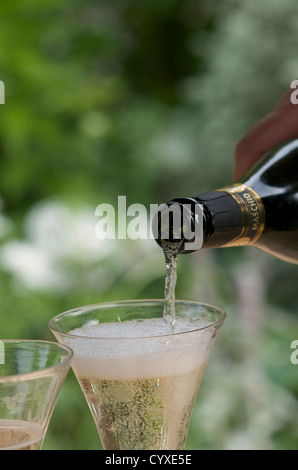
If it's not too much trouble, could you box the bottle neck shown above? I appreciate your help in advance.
[189,184,265,252]
[153,139,298,257]
[154,184,266,254]
[153,197,206,254]
[195,189,245,250]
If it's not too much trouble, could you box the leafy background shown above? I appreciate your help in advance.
[0,0,298,449]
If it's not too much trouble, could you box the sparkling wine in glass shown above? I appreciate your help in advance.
[0,340,73,450]
[49,300,225,450]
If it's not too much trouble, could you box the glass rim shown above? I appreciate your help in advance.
[49,299,226,341]
[0,339,73,383]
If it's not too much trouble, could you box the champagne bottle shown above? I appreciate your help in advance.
[153,139,298,264]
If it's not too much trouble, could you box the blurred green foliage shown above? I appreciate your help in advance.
[0,0,298,450]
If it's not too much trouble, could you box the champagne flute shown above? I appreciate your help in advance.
[0,340,73,450]
[49,299,225,450]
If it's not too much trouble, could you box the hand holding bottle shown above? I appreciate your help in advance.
[234,86,298,180]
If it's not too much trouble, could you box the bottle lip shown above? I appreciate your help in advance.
[152,197,204,254]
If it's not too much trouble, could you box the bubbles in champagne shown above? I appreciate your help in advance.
[66,317,214,381]
[63,307,219,450]
[78,363,206,450]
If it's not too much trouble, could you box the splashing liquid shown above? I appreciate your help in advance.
[162,241,182,332]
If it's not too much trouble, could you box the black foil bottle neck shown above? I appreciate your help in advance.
[153,197,209,254]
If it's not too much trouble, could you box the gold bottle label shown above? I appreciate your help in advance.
[217,183,266,246]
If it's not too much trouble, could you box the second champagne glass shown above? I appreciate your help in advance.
[0,340,73,450]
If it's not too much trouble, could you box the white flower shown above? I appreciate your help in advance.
[0,199,116,291]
